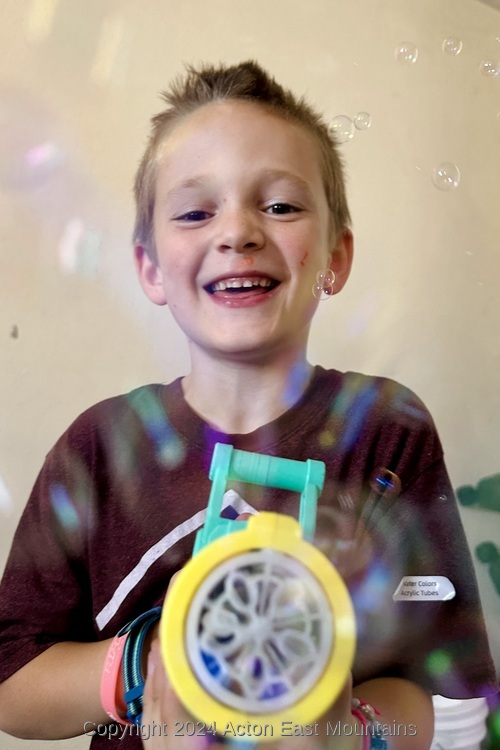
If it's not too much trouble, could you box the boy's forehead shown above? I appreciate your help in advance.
[156,99,314,162]
[154,99,324,191]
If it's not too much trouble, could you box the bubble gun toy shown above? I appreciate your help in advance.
[160,443,356,742]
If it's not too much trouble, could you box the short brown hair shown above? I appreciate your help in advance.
[133,60,351,255]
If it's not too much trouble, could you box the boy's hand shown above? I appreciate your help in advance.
[142,638,225,749]
[141,513,358,749]
[142,643,356,750]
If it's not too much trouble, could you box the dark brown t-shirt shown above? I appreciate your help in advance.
[0,367,496,748]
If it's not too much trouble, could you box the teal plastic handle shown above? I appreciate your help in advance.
[193,443,326,555]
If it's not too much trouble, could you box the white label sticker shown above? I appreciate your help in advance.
[393,576,456,601]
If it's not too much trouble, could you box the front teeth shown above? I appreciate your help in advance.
[211,277,273,292]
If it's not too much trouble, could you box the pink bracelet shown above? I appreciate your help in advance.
[100,633,131,725]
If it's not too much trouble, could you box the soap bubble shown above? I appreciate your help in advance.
[442,37,462,56]
[0,89,65,189]
[369,468,401,500]
[328,115,354,143]
[432,162,460,191]
[395,42,418,64]
[316,270,334,285]
[479,59,500,77]
[58,219,102,277]
[426,649,452,677]
[353,112,372,130]
[0,474,13,515]
[312,269,334,300]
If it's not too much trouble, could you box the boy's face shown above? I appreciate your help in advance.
[135,100,352,362]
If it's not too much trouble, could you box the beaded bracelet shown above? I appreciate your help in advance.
[351,699,388,750]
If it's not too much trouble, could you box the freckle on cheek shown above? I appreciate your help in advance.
[300,251,309,267]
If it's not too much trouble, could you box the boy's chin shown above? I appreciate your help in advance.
[193,336,280,362]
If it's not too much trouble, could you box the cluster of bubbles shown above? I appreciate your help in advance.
[395,36,500,77]
[312,269,335,300]
[328,112,372,144]
[394,44,466,192]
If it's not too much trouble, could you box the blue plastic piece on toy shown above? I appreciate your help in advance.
[193,443,326,556]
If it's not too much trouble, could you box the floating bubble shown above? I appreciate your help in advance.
[432,162,460,191]
[0,90,65,189]
[129,388,186,468]
[26,0,59,42]
[369,468,401,499]
[59,219,102,277]
[316,269,334,285]
[50,484,80,532]
[395,42,418,64]
[91,15,125,85]
[0,474,13,514]
[353,112,372,130]
[328,115,354,143]
[442,37,462,56]
[426,649,452,677]
[479,59,500,77]
[318,430,335,449]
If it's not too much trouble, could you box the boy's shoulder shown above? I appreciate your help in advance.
[50,382,172,455]
[318,366,435,428]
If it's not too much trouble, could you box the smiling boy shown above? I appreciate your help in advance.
[0,61,496,750]
[135,97,352,434]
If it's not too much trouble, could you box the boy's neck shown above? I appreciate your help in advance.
[181,352,315,435]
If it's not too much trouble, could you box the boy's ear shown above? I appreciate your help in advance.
[328,228,354,294]
[134,245,168,306]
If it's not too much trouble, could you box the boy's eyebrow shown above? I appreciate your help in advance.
[259,169,313,196]
[164,176,211,202]
[163,170,314,203]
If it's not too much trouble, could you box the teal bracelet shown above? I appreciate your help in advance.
[118,607,162,726]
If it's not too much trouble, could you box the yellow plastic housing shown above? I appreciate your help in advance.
[160,512,355,742]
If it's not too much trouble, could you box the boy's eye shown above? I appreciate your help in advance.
[265,203,301,215]
[176,210,211,222]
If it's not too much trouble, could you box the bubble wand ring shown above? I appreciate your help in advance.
[160,445,356,742]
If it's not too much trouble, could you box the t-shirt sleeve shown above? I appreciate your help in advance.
[0,421,97,684]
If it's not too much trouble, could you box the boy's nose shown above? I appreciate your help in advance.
[214,209,265,254]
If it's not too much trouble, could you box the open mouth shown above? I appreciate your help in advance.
[205,276,280,297]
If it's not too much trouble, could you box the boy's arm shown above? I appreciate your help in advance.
[0,640,111,740]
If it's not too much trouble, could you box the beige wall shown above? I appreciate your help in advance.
[1,0,499,747]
